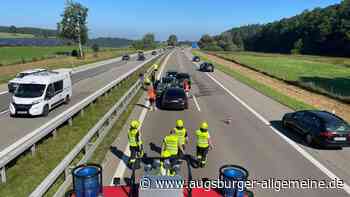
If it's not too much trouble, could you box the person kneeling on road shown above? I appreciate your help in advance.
[195,122,213,168]
[174,119,188,155]
[128,120,144,166]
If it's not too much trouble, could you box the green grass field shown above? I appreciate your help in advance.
[0,32,35,38]
[0,46,77,65]
[213,51,350,102]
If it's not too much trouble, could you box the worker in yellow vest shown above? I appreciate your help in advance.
[195,122,213,168]
[128,120,144,166]
[162,129,183,158]
[153,64,159,71]
[174,119,188,155]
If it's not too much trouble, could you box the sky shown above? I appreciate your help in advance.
[0,0,342,41]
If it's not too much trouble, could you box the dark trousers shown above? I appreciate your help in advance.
[196,146,209,161]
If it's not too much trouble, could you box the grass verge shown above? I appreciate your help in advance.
[210,51,350,102]
[0,56,160,197]
[193,51,315,111]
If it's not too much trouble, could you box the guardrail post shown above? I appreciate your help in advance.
[52,129,57,138]
[31,144,36,156]
[68,118,73,126]
[80,109,85,117]
[1,167,6,183]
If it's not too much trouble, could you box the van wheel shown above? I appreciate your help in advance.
[64,95,71,104]
[42,105,49,117]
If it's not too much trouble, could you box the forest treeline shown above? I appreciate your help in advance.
[198,0,350,57]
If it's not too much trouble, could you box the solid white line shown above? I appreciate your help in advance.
[205,72,350,194]
[0,91,8,95]
[192,95,201,112]
[110,51,174,185]
[0,110,9,116]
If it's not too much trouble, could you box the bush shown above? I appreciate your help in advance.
[71,49,79,57]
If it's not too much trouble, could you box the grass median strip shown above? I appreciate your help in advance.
[193,51,315,111]
[0,56,160,197]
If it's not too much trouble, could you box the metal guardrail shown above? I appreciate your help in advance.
[0,51,164,184]
[30,52,164,197]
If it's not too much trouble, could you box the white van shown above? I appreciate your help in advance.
[9,69,72,117]
[8,69,47,93]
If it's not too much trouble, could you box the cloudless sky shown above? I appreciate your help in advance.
[0,0,342,41]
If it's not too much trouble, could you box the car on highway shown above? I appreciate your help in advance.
[199,62,214,72]
[137,51,146,61]
[9,69,72,117]
[155,76,177,98]
[161,87,188,110]
[166,70,178,78]
[282,110,350,148]
[151,50,157,55]
[8,69,47,93]
[122,54,130,61]
[192,56,200,62]
[176,72,192,88]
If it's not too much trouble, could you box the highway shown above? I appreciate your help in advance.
[106,49,350,197]
[0,52,163,152]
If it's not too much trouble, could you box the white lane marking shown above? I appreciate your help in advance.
[110,51,174,185]
[0,91,8,95]
[0,110,9,116]
[206,73,270,125]
[192,95,201,112]
[205,72,350,195]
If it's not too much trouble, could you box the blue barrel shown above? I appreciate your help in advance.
[219,165,248,197]
[72,164,103,197]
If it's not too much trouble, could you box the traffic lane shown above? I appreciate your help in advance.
[123,50,204,178]
[182,52,347,196]
[0,56,161,151]
[0,54,150,112]
[195,51,350,189]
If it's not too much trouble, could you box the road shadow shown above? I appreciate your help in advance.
[134,103,150,109]
[270,120,341,150]
[149,142,162,154]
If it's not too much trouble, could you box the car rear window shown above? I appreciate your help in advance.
[176,74,190,79]
[165,89,185,99]
[325,121,350,133]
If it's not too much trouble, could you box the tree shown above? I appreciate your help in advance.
[291,38,304,54]
[142,33,156,49]
[167,34,178,46]
[58,0,88,57]
[91,43,99,57]
[9,25,17,34]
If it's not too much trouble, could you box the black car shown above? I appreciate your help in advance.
[137,54,146,61]
[199,62,214,72]
[151,51,157,55]
[122,54,130,61]
[166,70,178,78]
[192,56,200,62]
[155,77,177,98]
[282,110,350,148]
[176,73,191,88]
[161,87,188,110]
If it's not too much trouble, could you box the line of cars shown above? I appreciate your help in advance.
[154,70,191,110]
[122,50,159,61]
[192,55,215,72]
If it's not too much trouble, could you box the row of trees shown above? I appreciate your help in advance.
[132,34,178,50]
[199,0,350,57]
[0,26,58,38]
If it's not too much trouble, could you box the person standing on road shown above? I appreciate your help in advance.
[128,120,144,166]
[147,86,156,111]
[153,64,159,72]
[162,129,183,158]
[174,119,188,155]
[150,70,156,87]
[183,79,190,97]
[195,122,213,168]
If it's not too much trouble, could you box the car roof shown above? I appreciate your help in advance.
[165,87,185,92]
[14,71,68,85]
[166,70,177,73]
[307,110,345,123]
[176,73,190,77]
[19,68,47,74]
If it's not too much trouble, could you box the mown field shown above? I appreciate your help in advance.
[0,32,35,38]
[212,51,350,102]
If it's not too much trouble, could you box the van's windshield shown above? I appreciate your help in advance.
[14,84,46,98]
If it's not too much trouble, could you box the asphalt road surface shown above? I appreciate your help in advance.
[0,52,163,152]
[108,49,349,197]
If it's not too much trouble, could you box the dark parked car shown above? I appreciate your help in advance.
[176,73,191,88]
[282,110,350,148]
[151,51,157,55]
[122,54,130,61]
[161,87,188,110]
[192,56,200,62]
[166,70,178,78]
[137,51,146,61]
[199,62,214,72]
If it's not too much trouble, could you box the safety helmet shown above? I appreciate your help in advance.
[200,122,209,130]
[176,119,184,128]
[130,120,140,129]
